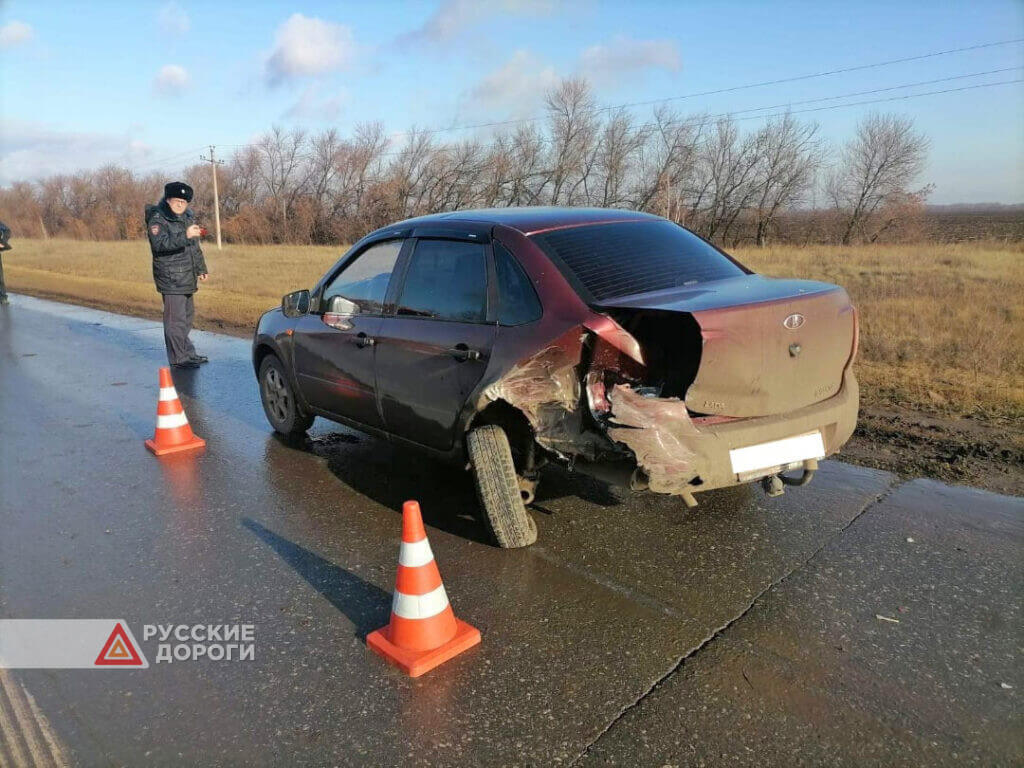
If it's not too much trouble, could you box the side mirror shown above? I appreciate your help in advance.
[281,289,310,318]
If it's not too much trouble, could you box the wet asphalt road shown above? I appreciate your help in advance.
[0,294,1021,767]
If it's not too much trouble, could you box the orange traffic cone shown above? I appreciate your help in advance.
[367,500,481,677]
[144,367,206,456]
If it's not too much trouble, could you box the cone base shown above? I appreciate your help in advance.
[145,435,206,456]
[367,617,480,678]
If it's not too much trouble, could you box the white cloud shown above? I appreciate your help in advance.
[0,20,33,49]
[464,50,559,117]
[463,36,682,119]
[401,0,552,45]
[157,2,190,35]
[264,14,356,84]
[285,85,349,121]
[0,120,153,185]
[578,36,681,86]
[153,65,189,96]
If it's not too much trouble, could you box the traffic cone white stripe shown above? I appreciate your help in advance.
[156,412,189,429]
[392,584,450,620]
[159,386,178,401]
[398,538,434,567]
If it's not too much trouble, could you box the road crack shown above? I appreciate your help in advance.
[567,477,904,766]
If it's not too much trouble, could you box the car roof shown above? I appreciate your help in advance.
[387,207,663,236]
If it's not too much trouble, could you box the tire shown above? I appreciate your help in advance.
[467,425,537,548]
[259,355,314,438]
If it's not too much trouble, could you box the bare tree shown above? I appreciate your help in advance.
[699,117,760,242]
[591,109,647,207]
[542,78,598,205]
[634,107,705,220]
[255,127,310,235]
[750,113,824,246]
[1,80,939,247]
[827,112,930,244]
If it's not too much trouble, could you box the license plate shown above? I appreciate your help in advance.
[729,431,825,475]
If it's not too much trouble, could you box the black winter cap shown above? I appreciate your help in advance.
[164,181,193,202]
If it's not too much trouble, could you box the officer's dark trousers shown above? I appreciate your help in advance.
[162,293,196,365]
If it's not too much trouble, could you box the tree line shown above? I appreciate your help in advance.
[0,78,932,247]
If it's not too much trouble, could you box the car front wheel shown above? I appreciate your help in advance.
[259,355,314,438]
[467,425,537,548]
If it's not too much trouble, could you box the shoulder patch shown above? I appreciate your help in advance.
[150,224,160,235]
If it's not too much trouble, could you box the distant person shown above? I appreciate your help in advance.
[145,182,209,369]
[0,219,11,305]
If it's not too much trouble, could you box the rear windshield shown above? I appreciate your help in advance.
[531,220,747,302]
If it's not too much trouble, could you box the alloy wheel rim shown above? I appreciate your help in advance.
[265,368,290,423]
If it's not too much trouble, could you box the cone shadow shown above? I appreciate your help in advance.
[242,517,391,639]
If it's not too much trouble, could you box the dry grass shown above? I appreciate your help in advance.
[6,238,1023,421]
[4,239,340,334]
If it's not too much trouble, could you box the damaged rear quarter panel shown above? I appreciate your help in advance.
[467,225,708,486]
[466,226,598,457]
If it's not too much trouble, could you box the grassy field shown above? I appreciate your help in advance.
[5,237,1022,422]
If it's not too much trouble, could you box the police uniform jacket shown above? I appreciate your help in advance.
[145,199,209,295]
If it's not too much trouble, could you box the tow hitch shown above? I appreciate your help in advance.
[761,474,785,497]
[760,459,819,498]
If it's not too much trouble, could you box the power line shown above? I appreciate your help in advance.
[613,69,1024,135]
[205,40,1024,155]
[196,74,1022,167]
[711,67,1022,117]
[389,37,1024,138]
[405,75,1024,152]
[732,77,1024,122]
[134,146,208,173]
[157,60,1024,171]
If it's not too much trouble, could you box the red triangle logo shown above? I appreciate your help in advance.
[94,622,145,666]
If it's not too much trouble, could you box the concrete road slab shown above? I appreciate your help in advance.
[578,480,1024,766]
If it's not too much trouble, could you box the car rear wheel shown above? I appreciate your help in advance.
[467,425,537,548]
[259,355,314,438]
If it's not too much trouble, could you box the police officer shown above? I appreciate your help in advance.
[0,218,11,305]
[146,182,209,368]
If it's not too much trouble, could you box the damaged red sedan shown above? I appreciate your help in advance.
[253,208,859,548]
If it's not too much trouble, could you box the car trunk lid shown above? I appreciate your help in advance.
[597,275,857,418]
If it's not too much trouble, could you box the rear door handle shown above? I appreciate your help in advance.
[355,332,375,348]
[447,344,482,362]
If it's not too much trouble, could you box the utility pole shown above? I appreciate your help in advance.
[200,145,224,250]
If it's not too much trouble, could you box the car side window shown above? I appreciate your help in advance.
[494,242,542,326]
[396,239,487,323]
[321,240,403,316]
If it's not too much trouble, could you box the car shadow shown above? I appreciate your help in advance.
[270,427,625,544]
[267,431,493,545]
[242,517,391,640]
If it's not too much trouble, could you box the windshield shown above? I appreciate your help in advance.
[530,220,747,302]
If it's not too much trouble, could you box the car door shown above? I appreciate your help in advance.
[292,238,405,430]
[374,237,497,450]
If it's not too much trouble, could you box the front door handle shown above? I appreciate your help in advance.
[355,332,375,348]
[447,344,481,362]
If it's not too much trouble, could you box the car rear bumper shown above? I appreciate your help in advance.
[680,368,859,495]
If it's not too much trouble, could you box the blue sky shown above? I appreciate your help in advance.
[1,0,1022,203]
